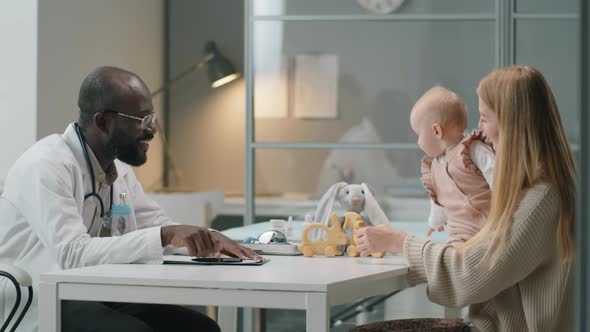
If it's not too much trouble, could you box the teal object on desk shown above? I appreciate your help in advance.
[222,221,449,244]
[242,236,257,244]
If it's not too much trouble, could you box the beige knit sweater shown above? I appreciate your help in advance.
[403,182,575,332]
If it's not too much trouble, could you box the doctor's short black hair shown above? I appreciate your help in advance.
[77,66,148,128]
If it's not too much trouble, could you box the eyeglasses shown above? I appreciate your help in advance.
[103,110,157,129]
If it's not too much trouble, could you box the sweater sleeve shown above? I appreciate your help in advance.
[403,183,559,308]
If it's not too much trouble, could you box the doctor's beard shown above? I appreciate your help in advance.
[109,127,150,167]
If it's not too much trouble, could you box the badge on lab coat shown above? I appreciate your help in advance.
[111,193,131,236]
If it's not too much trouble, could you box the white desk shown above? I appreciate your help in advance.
[39,255,408,332]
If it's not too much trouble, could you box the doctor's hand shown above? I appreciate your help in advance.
[161,225,217,257]
[209,231,262,260]
[160,225,261,260]
[354,225,408,256]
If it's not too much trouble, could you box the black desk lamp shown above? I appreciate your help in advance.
[151,40,240,97]
[148,41,240,191]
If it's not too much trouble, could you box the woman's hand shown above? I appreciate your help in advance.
[355,225,408,256]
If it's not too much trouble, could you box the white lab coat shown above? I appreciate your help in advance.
[0,123,174,332]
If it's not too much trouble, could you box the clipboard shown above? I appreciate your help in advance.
[163,255,269,266]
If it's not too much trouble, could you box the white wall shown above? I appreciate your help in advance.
[0,0,38,180]
[0,0,165,186]
[36,0,165,186]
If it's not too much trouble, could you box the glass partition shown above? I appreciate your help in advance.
[253,20,495,143]
[252,0,494,16]
[515,0,578,14]
[514,19,580,144]
[244,0,582,227]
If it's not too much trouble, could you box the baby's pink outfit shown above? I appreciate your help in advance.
[421,132,493,242]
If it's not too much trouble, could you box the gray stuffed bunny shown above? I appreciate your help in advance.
[310,182,389,241]
[337,184,370,221]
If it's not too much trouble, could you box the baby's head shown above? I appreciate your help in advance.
[410,86,468,157]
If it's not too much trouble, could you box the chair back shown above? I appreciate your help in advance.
[0,264,33,332]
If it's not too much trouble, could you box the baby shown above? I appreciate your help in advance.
[410,86,495,243]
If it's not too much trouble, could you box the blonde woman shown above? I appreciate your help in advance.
[353,66,575,332]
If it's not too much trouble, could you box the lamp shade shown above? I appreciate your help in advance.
[203,41,240,88]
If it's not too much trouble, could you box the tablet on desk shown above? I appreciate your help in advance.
[193,257,243,263]
[163,255,269,266]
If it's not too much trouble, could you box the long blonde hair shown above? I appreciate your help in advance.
[466,66,576,262]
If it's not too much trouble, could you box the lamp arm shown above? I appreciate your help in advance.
[147,52,216,191]
[151,62,201,97]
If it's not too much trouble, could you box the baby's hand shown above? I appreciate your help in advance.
[426,226,444,237]
[426,227,434,237]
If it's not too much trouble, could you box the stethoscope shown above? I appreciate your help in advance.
[74,123,113,231]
